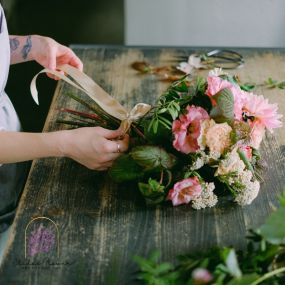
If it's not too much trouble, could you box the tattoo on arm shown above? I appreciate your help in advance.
[21,35,32,60]
[10,37,20,52]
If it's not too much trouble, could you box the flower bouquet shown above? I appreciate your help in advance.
[109,69,282,209]
[46,67,282,209]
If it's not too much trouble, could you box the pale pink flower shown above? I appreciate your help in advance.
[172,106,209,154]
[177,55,205,74]
[177,62,193,74]
[167,177,202,206]
[206,76,233,98]
[192,268,213,284]
[237,91,283,132]
[205,121,233,156]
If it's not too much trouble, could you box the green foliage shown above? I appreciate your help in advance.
[130,146,176,171]
[138,178,166,206]
[134,191,285,285]
[259,208,285,245]
[264,77,285,89]
[144,75,210,135]
[109,154,143,183]
[134,251,179,285]
[210,88,234,123]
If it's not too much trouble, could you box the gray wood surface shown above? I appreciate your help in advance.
[1,46,285,285]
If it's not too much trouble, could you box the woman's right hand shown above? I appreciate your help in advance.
[60,127,129,171]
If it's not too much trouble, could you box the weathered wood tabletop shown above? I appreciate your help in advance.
[1,46,285,285]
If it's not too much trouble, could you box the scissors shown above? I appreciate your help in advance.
[177,49,244,69]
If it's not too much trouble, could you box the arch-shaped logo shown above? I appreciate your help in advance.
[24,216,60,259]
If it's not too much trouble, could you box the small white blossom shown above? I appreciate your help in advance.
[234,180,260,206]
[208,68,228,77]
[192,182,218,210]
[190,157,205,170]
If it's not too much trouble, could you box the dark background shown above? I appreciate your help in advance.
[2,0,124,131]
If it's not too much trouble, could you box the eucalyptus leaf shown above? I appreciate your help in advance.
[210,88,234,123]
[222,248,242,278]
[109,154,143,183]
[259,200,285,245]
[130,146,176,171]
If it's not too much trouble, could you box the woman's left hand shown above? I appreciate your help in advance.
[30,35,83,79]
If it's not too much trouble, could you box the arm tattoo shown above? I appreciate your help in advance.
[21,35,32,60]
[10,37,20,52]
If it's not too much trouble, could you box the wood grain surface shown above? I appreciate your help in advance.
[0,46,285,285]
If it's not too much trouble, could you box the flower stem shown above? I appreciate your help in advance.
[251,267,285,285]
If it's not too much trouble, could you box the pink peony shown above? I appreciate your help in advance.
[172,105,209,154]
[167,177,202,206]
[237,91,283,132]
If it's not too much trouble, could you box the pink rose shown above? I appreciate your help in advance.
[167,177,202,206]
[172,105,209,154]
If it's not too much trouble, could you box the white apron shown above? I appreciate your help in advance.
[0,4,28,233]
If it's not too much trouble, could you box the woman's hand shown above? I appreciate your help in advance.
[10,35,83,74]
[30,35,83,72]
[0,127,129,171]
[59,127,129,170]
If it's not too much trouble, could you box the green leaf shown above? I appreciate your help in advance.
[138,179,165,205]
[240,83,256,92]
[259,204,285,245]
[130,146,176,171]
[222,248,242,278]
[109,154,143,183]
[278,81,285,89]
[226,273,259,285]
[210,88,234,123]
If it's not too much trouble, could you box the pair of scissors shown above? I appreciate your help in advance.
[178,49,244,69]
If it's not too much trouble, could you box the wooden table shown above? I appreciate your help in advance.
[1,46,285,284]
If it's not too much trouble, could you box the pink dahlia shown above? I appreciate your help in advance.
[167,177,202,206]
[172,105,209,154]
[238,92,283,132]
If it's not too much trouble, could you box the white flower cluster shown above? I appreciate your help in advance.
[234,170,260,206]
[216,147,260,206]
[192,182,218,210]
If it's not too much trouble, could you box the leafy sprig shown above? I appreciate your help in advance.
[134,190,285,285]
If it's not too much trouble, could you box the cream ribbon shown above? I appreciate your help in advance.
[30,64,151,134]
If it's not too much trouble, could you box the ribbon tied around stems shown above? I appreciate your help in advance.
[30,64,152,134]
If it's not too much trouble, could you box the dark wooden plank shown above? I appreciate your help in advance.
[0,47,285,285]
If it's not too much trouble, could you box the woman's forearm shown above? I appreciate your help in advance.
[0,131,64,164]
[9,35,34,64]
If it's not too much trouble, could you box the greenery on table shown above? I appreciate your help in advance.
[134,188,285,285]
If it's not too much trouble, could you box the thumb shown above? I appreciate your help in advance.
[97,127,123,140]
